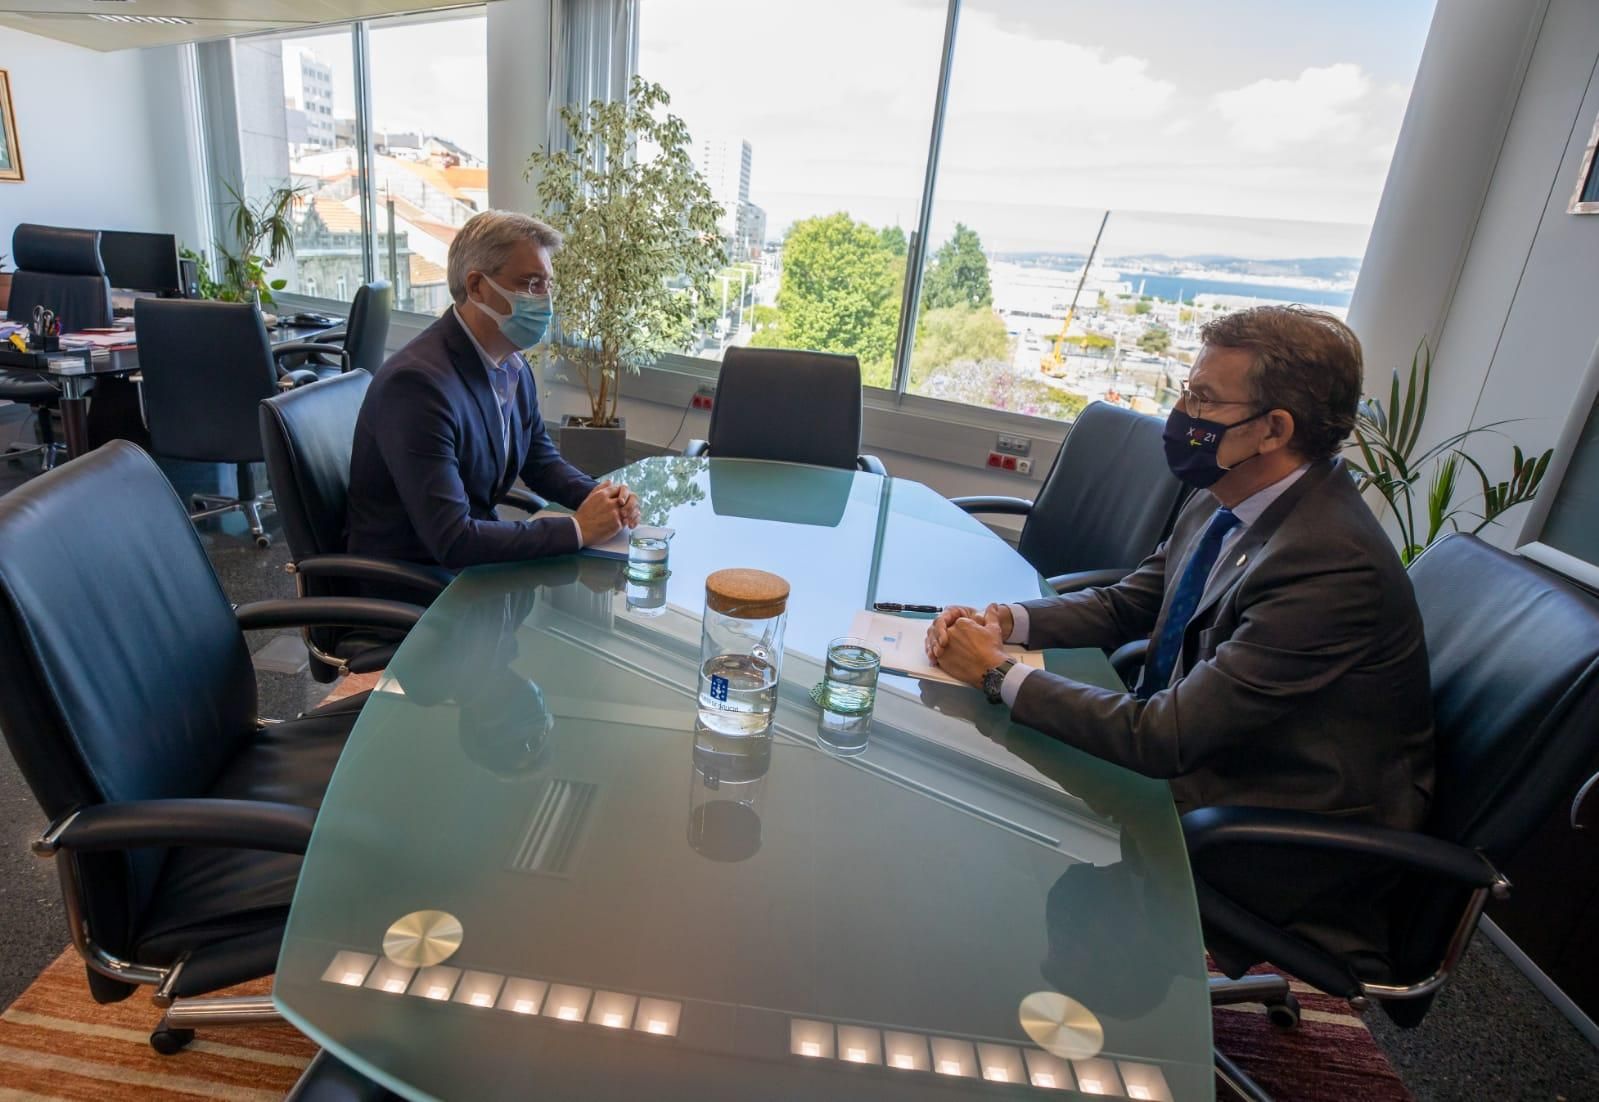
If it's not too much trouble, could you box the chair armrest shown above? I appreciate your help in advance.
[34,799,316,857]
[856,454,889,476]
[683,439,710,457]
[1108,638,1148,689]
[1047,567,1128,594]
[499,486,548,512]
[235,597,423,634]
[1182,806,1504,890]
[272,342,352,373]
[311,327,347,344]
[949,495,1034,517]
[292,555,451,600]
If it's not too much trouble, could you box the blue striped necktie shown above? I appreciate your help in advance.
[1139,507,1240,699]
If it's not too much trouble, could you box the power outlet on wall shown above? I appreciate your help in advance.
[691,386,716,411]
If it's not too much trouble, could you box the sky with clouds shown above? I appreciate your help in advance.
[276,0,1436,262]
[639,0,1437,259]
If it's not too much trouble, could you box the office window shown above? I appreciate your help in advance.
[235,26,361,302]
[639,0,1433,419]
[638,0,947,388]
[900,0,1434,419]
[367,9,488,315]
[223,9,486,314]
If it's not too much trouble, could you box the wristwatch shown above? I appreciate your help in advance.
[982,659,1017,705]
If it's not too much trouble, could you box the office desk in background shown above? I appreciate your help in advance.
[273,457,1214,1102]
[0,319,340,459]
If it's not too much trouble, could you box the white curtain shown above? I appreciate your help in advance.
[546,0,640,154]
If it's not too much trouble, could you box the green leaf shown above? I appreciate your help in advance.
[269,279,287,290]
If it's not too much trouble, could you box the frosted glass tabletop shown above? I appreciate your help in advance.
[274,457,1213,1101]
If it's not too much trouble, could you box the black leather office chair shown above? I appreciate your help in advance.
[1193,533,1599,1100]
[260,371,451,681]
[2,224,111,469]
[278,280,392,387]
[137,298,330,547]
[952,400,1188,593]
[7,223,113,330]
[0,441,420,1054]
[684,346,888,474]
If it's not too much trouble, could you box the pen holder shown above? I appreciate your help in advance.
[26,334,59,352]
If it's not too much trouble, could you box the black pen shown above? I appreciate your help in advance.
[874,602,943,614]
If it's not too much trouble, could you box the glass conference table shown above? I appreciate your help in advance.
[274,457,1213,1101]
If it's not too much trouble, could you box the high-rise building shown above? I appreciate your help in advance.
[299,51,335,150]
[696,136,763,261]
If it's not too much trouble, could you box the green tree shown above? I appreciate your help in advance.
[750,212,900,381]
[920,222,992,310]
[879,226,908,256]
[909,306,1009,386]
[1133,300,1152,315]
[1137,327,1171,354]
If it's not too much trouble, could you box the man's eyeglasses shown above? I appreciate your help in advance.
[516,275,554,296]
[1177,383,1256,420]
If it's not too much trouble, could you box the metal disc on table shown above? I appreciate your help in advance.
[383,910,463,968]
[1018,990,1105,1060]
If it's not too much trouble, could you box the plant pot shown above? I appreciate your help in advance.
[0,273,11,314]
[559,415,627,477]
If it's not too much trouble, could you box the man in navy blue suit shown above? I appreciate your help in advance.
[347,210,640,569]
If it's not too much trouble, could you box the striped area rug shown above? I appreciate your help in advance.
[0,673,1410,1100]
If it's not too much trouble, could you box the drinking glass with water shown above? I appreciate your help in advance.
[821,636,881,716]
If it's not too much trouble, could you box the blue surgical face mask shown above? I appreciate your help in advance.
[473,274,554,349]
[1162,405,1268,488]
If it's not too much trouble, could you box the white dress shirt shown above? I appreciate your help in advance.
[454,306,584,545]
[998,463,1311,706]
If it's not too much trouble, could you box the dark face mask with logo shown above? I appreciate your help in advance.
[1161,405,1269,489]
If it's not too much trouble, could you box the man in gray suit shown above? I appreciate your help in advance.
[928,305,1434,970]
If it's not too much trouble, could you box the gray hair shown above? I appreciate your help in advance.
[446,210,562,303]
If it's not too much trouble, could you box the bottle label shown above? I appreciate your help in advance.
[710,675,729,702]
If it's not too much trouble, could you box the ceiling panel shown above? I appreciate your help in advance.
[0,1,475,50]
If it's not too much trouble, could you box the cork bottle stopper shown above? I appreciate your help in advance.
[705,568,790,618]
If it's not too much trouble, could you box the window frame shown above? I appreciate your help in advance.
[214,6,488,326]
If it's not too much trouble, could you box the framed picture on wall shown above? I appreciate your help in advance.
[0,69,22,183]
[1569,111,1599,214]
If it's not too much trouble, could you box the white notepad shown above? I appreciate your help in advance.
[532,510,674,561]
[849,610,1045,687]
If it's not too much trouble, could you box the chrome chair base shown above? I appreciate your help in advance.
[4,440,67,471]
[1210,974,1301,1101]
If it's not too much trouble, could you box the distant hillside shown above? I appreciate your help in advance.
[994,252,1361,283]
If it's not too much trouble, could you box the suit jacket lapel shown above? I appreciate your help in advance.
[442,311,508,486]
[1188,457,1342,626]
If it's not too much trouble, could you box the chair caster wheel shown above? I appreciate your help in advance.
[1265,993,1301,1030]
[255,534,271,549]
[150,1026,195,1054]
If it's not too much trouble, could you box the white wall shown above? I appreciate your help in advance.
[1415,0,1599,547]
[0,28,205,259]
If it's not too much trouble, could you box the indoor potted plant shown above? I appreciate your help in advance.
[214,182,303,309]
[1348,338,1553,562]
[527,76,726,475]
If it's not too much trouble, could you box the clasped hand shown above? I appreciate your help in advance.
[573,479,642,545]
[923,602,1014,688]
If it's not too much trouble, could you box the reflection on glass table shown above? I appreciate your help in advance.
[275,457,1212,1101]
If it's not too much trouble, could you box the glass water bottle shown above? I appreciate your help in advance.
[697,568,789,736]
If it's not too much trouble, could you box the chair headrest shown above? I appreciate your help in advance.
[11,224,106,276]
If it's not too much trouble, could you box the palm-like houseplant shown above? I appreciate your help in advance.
[216,182,304,308]
[527,76,726,473]
[1347,339,1553,563]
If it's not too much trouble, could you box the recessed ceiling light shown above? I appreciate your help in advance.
[91,14,194,23]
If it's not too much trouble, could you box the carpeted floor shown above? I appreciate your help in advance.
[1,424,1597,1099]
